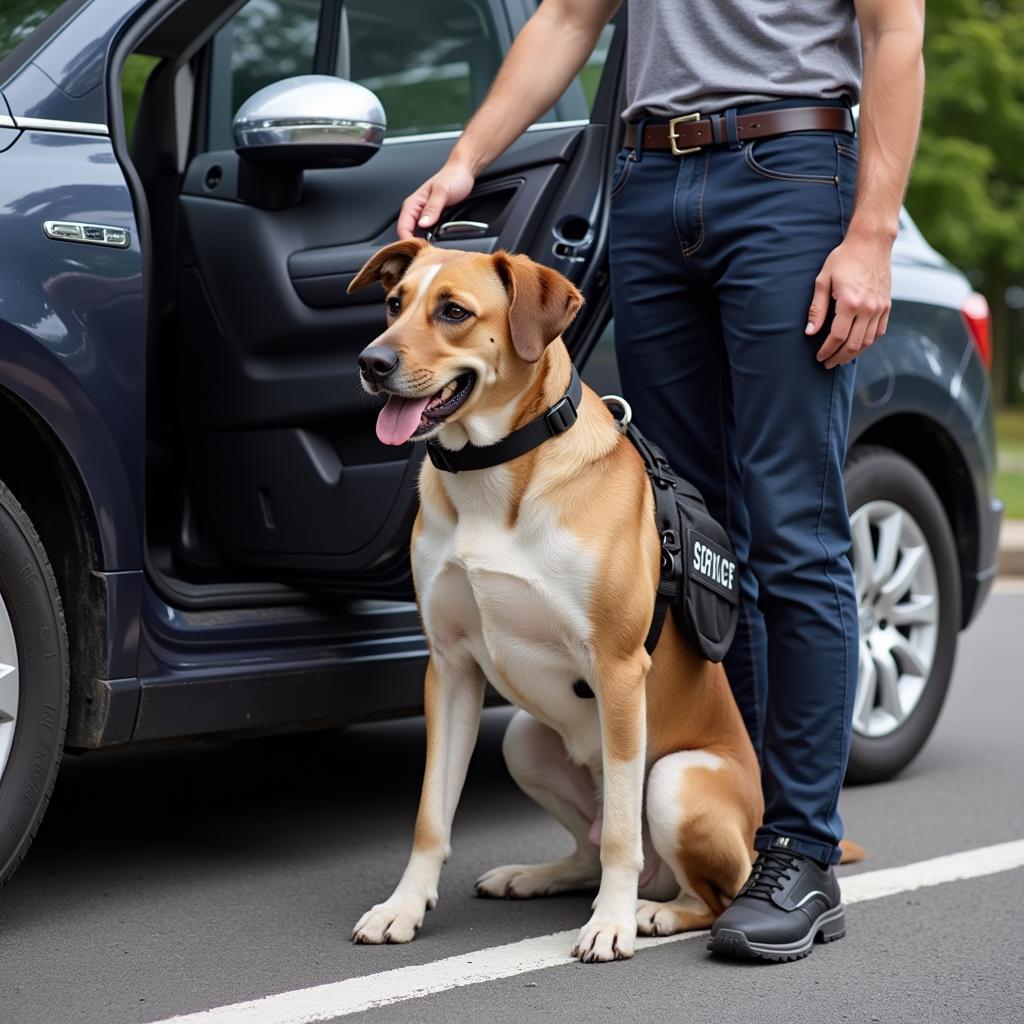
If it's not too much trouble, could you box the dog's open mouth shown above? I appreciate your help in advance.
[376,372,476,445]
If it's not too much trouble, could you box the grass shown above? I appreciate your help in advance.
[996,409,1024,520]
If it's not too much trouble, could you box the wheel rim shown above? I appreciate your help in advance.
[849,499,939,738]
[0,589,18,783]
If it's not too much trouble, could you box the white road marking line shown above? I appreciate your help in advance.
[146,839,1024,1024]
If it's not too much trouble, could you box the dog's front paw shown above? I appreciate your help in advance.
[352,898,426,944]
[571,915,636,963]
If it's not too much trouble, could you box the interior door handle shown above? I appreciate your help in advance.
[551,218,594,264]
[434,220,490,241]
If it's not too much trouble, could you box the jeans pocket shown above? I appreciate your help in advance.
[744,132,840,186]
[610,149,635,199]
[836,138,859,232]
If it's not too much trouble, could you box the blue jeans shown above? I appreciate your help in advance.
[609,100,860,866]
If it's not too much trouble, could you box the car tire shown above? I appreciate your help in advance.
[0,481,68,888]
[843,445,960,785]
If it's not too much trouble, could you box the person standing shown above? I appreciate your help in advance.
[397,0,924,960]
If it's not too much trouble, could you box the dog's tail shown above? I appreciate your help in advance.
[838,838,867,864]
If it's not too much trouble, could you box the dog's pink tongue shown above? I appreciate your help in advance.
[376,395,432,445]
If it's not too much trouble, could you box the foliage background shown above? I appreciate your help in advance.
[904,0,1024,410]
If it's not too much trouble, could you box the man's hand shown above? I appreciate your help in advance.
[806,230,894,369]
[397,160,477,240]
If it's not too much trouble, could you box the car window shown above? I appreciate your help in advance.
[206,0,321,150]
[205,0,612,150]
[343,2,610,136]
[577,23,614,111]
[341,1,506,138]
[225,0,320,116]
[0,0,67,65]
[529,3,614,123]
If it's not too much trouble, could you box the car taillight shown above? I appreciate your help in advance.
[962,291,991,370]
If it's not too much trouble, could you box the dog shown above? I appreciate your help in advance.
[347,239,766,963]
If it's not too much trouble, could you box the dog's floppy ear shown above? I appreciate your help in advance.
[347,238,428,293]
[492,252,584,363]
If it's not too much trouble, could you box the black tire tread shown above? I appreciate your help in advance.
[0,480,69,889]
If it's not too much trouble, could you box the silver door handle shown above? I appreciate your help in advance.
[434,220,489,240]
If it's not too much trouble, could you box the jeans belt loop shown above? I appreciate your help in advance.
[634,115,648,162]
[708,113,723,145]
[725,107,742,150]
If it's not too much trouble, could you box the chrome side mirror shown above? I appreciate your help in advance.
[234,75,386,168]
[232,75,386,208]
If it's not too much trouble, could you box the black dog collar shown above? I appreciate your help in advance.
[426,365,583,474]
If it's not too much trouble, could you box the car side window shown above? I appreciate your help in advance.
[529,3,615,123]
[207,0,322,151]
[0,2,65,65]
[229,0,320,113]
[342,0,506,138]
[205,0,612,150]
[341,2,610,134]
[576,23,615,111]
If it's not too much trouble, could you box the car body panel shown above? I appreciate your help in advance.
[0,0,146,128]
[0,128,144,571]
[132,587,430,741]
[850,307,1000,615]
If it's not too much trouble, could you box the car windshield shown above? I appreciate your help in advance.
[0,2,67,68]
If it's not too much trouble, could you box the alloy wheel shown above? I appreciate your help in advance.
[850,500,939,738]
[0,591,18,784]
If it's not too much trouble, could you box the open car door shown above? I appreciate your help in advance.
[171,0,624,597]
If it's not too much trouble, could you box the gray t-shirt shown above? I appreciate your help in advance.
[622,0,862,121]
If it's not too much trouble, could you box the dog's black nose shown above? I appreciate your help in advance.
[358,346,399,383]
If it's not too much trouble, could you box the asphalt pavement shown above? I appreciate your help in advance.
[2,586,1023,1024]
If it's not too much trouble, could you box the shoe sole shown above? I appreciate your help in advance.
[707,903,846,963]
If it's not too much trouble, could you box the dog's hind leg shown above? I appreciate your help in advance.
[636,749,754,937]
[475,709,602,899]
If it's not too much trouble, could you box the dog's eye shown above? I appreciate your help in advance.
[442,302,471,322]
[386,297,401,316]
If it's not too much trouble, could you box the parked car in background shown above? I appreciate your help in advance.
[0,0,1002,890]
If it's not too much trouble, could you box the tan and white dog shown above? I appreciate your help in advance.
[348,239,763,963]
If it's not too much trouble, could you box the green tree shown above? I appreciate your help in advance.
[906,0,1024,406]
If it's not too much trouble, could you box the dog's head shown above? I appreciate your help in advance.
[349,240,583,446]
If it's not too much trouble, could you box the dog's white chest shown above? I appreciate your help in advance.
[415,479,601,763]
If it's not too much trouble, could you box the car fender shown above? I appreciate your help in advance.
[0,129,144,571]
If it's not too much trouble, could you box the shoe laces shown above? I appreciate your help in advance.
[742,849,801,901]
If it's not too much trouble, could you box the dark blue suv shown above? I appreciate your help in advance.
[0,0,1003,889]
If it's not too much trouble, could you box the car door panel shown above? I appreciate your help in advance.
[178,128,582,414]
[288,233,500,309]
[283,171,567,306]
[170,0,625,589]
[176,125,590,581]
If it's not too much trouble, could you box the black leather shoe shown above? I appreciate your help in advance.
[708,838,846,962]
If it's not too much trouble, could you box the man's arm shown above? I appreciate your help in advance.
[396,0,619,239]
[807,0,925,368]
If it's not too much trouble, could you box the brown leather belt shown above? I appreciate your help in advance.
[624,106,854,156]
